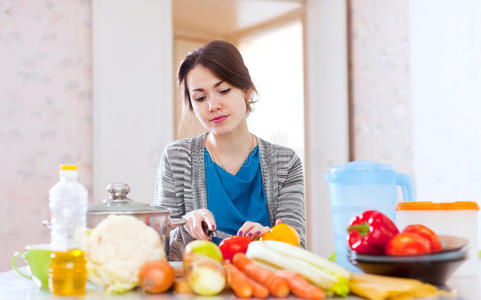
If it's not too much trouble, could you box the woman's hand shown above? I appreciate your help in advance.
[237,218,282,239]
[182,209,216,240]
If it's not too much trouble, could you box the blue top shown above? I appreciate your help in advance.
[204,146,271,244]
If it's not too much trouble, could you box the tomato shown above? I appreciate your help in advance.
[385,233,431,256]
[218,236,252,262]
[261,223,300,246]
[402,224,442,253]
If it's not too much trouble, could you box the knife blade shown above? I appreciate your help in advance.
[210,230,232,239]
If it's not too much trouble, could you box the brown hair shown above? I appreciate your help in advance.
[178,40,257,111]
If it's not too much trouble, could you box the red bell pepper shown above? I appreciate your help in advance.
[218,236,252,262]
[347,210,399,255]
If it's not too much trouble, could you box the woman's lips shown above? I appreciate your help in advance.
[211,115,229,124]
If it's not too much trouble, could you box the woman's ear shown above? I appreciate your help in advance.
[246,88,254,101]
[244,88,256,114]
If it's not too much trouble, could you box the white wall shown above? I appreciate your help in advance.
[0,0,93,271]
[409,0,481,203]
[409,0,481,247]
[92,0,173,203]
[305,0,349,256]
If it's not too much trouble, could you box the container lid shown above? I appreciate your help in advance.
[324,160,397,185]
[87,183,170,216]
[396,201,480,211]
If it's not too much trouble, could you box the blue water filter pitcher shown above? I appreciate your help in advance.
[324,161,415,271]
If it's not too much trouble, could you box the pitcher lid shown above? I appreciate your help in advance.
[324,160,397,184]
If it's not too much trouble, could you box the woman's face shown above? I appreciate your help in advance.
[187,65,249,136]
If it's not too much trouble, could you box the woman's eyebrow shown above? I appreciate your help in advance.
[192,81,224,92]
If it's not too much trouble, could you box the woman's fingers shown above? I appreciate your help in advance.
[191,214,208,240]
[251,225,270,239]
[183,209,216,240]
[238,221,270,239]
[201,209,216,232]
[184,215,200,239]
[237,221,255,238]
[197,209,215,240]
[275,218,282,226]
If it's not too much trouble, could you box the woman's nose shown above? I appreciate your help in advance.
[208,96,222,112]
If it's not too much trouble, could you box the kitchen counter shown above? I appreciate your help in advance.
[0,265,478,300]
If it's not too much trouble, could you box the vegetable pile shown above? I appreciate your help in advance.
[83,216,446,300]
[347,210,442,256]
[175,224,349,299]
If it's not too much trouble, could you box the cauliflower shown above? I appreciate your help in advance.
[85,215,165,294]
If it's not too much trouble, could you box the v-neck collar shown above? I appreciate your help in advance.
[204,146,259,177]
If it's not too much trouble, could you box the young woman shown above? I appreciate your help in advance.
[153,40,305,261]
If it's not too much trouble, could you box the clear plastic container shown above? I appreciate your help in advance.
[324,161,415,271]
[48,165,88,295]
[396,201,479,277]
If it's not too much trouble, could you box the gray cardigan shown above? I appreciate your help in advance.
[153,133,305,260]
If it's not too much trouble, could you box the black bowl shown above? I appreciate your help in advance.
[348,235,469,286]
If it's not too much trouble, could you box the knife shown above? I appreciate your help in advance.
[202,222,232,239]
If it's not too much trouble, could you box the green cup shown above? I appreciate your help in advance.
[12,244,51,289]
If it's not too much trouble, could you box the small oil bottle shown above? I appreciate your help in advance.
[48,165,88,295]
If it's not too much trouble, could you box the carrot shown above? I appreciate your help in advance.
[224,262,253,298]
[276,270,324,300]
[246,276,269,298]
[233,253,289,298]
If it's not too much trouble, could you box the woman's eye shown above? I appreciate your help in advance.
[219,88,231,95]
[194,96,206,102]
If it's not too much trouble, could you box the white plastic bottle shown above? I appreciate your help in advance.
[48,165,88,295]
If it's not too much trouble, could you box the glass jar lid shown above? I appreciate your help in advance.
[87,182,170,216]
